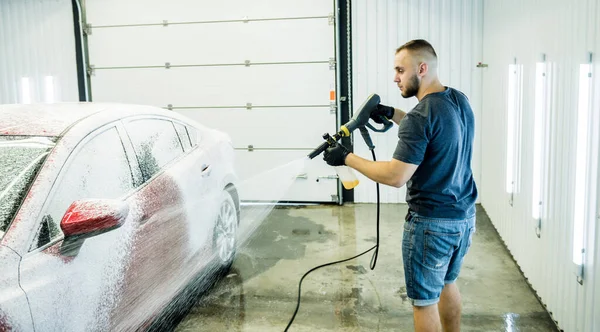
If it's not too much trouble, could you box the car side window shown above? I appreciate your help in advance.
[31,127,134,251]
[126,119,184,180]
[173,122,192,151]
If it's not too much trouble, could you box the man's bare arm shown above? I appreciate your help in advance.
[391,108,407,125]
[345,153,417,188]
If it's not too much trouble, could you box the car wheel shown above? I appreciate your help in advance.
[213,189,238,269]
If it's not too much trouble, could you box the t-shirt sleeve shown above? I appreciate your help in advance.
[392,111,429,165]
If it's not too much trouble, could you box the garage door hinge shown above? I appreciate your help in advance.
[244,60,251,67]
[246,103,252,110]
[165,62,171,69]
[329,102,337,114]
[331,194,338,202]
[167,104,173,110]
[247,145,254,152]
[83,23,92,36]
[162,20,169,27]
[87,65,95,76]
[329,58,336,70]
[328,13,335,25]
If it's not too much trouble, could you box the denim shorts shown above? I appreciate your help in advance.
[402,211,476,307]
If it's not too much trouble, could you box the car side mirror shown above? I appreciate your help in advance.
[59,199,129,256]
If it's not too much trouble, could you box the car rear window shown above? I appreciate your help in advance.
[186,126,199,147]
[173,122,192,151]
[126,119,185,180]
[0,136,55,238]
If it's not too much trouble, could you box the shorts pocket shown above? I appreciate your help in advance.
[423,230,461,270]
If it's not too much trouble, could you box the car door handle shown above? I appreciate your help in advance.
[201,164,212,177]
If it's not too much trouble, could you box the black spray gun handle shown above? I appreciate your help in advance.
[365,118,393,133]
[307,94,395,159]
[348,93,394,151]
[341,94,380,135]
[341,94,394,135]
[359,126,375,151]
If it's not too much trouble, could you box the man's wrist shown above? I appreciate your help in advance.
[383,106,395,119]
[344,152,354,166]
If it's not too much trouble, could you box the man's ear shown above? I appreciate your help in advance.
[418,62,428,77]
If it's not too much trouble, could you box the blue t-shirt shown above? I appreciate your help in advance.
[393,87,478,219]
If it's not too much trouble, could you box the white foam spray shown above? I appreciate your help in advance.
[235,157,309,246]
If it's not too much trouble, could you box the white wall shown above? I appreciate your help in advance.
[351,0,484,203]
[0,0,79,105]
[481,0,600,331]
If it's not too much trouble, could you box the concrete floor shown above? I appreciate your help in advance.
[175,204,558,332]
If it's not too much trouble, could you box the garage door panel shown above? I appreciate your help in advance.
[176,108,335,149]
[235,150,337,202]
[88,20,334,67]
[86,0,338,202]
[86,0,333,26]
[91,65,333,106]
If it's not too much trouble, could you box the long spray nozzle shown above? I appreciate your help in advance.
[307,94,394,159]
[307,133,339,159]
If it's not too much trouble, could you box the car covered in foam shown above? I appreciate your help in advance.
[0,103,239,331]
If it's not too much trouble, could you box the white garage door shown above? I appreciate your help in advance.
[84,0,340,203]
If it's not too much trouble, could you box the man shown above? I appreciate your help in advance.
[323,39,478,332]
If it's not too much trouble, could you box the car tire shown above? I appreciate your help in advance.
[213,189,238,271]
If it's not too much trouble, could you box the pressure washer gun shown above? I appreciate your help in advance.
[307,94,394,189]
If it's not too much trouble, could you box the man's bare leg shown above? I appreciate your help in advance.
[413,304,442,332]
[438,283,461,332]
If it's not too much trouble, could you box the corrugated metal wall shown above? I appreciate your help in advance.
[0,0,79,105]
[351,0,484,203]
[481,0,600,331]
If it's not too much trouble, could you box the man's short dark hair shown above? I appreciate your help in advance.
[396,39,437,60]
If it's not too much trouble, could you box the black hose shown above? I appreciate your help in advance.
[284,149,380,331]
[369,149,380,270]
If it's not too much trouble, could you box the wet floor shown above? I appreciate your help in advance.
[175,204,558,331]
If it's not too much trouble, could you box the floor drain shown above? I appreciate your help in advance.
[292,229,310,235]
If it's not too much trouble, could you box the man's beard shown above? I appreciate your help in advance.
[401,74,420,98]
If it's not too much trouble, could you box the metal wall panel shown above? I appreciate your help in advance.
[0,0,79,105]
[351,0,484,203]
[481,0,600,331]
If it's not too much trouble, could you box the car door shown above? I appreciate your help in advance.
[18,125,139,332]
[109,117,214,329]
[127,117,217,257]
[172,121,221,255]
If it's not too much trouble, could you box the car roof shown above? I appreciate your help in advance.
[0,103,179,137]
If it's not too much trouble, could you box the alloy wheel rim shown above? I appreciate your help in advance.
[216,200,237,263]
